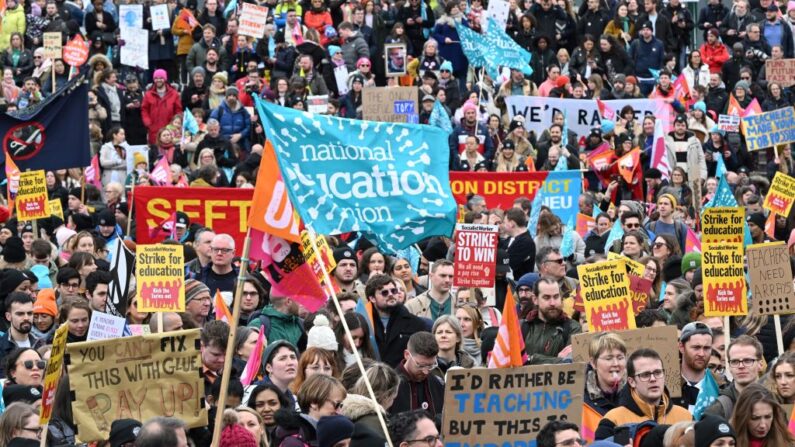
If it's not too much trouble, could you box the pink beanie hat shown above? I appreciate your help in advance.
[461,99,478,113]
[153,69,168,80]
[356,57,371,68]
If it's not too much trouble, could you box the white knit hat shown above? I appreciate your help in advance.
[306,315,338,351]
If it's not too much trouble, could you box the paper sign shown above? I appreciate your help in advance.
[572,325,681,397]
[334,66,349,95]
[239,3,269,37]
[150,4,170,30]
[49,199,64,221]
[66,329,207,442]
[119,4,144,29]
[363,87,418,123]
[126,145,149,174]
[718,114,740,133]
[747,242,795,315]
[128,324,152,336]
[765,171,795,217]
[703,242,747,316]
[701,207,745,244]
[307,95,329,115]
[578,260,635,332]
[607,252,646,278]
[300,229,337,289]
[453,223,498,288]
[135,244,185,312]
[63,35,89,66]
[43,32,62,59]
[40,324,68,424]
[87,312,127,340]
[765,59,795,88]
[742,107,795,151]
[482,0,510,32]
[442,364,584,446]
[16,170,50,220]
[120,27,149,70]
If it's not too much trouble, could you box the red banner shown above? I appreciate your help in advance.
[453,223,498,288]
[133,187,252,254]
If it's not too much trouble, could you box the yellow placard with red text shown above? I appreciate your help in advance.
[577,260,635,332]
[764,171,795,217]
[300,230,337,288]
[16,170,50,220]
[703,242,747,316]
[49,199,64,221]
[136,244,185,312]
[607,252,646,278]
[39,323,68,424]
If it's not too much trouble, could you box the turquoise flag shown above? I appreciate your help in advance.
[528,188,544,238]
[604,219,625,251]
[455,22,487,68]
[715,153,727,179]
[429,100,452,134]
[704,175,738,208]
[561,110,569,148]
[183,108,199,135]
[658,281,666,302]
[482,18,533,78]
[554,156,568,171]
[693,372,719,420]
[560,216,575,258]
[224,0,237,18]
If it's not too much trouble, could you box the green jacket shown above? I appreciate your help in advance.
[253,306,304,347]
[523,310,582,364]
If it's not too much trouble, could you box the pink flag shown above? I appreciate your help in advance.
[685,226,701,254]
[148,211,177,240]
[85,155,102,189]
[596,98,615,120]
[241,325,266,386]
[150,157,171,186]
[214,289,232,323]
[650,119,671,180]
[744,98,762,117]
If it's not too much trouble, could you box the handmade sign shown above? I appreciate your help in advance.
[701,207,745,244]
[40,324,68,424]
[747,242,795,315]
[718,114,740,133]
[577,260,635,332]
[764,171,795,217]
[742,107,795,151]
[150,4,170,29]
[63,35,89,66]
[442,363,584,446]
[43,32,62,59]
[238,3,269,37]
[119,4,144,29]
[135,244,185,312]
[120,27,149,69]
[362,87,418,123]
[703,242,747,316]
[66,329,207,442]
[87,312,127,341]
[306,95,329,115]
[572,325,681,397]
[16,170,50,220]
[765,59,795,88]
[453,224,499,288]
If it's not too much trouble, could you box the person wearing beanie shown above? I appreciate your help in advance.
[675,321,714,411]
[109,418,142,447]
[209,76,252,150]
[450,92,496,170]
[645,194,687,253]
[184,279,212,327]
[31,289,57,340]
[141,65,181,145]
[2,236,27,266]
[747,212,771,244]
[219,410,258,447]
[306,315,338,351]
[257,291,305,348]
[2,385,42,406]
[331,247,364,296]
[681,252,701,282]
[317,415,354,447]
[695,414,735,447]
[665,111,707,184]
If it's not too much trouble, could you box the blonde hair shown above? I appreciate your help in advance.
[296,375,346,414]
[588,332,627,360]
[0,403,37,446]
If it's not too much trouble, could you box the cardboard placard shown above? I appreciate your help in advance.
[718,114,740,133]
[43,32,62,60]
[16,170,50,220]
[442,364,585,445]
[703,242,747,316]
[701,207,745,244]
[87,311,127,340]
[764,171,795,217]
[135,244,185,312]
[149,4,171,30]
[742,107,795,151]
[63,35,89,66]
[577,260,635,332]
[362,87,418,123]
[765,59,795,88]
[453,223,499,288]
[747,242,795,315]
[239,3,269,37]
[66,329,207,442]
[40,324,68,424]
[572,325,681,398]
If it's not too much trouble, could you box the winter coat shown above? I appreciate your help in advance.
[340,32,370,72]
[371,304,428,368]
[260,305,304,347]
[584,364,625,416]
[578,9,610,42]
[303,9,333,42]
[720,12,754,47]
[391,360,445,419]
[146,10,176,62]
[664,131,707,179]
[594,384,691,440]
[705,85,728,115]
[141,84,183,144]
[273,410,318,447]
[697,3,729,40]
[681,63,710,91]
[398,3,435,57]
[405,291,456,320]
[209,100,251,149]
[431,16,467,74]
[171,10,196,56]
[1,49,34,84]
[629,36,664,78]
[186,37,229,73]
[528,3,567,48]
[660,4,694,50]
[700,41,730,74]
[99,141,129,185]
[341,394,388,439]
[122,89,147,145]
[0,6,26,52]
[523,309,582,364]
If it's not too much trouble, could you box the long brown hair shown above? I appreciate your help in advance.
[290,347,340,393]
[731,383,795,447]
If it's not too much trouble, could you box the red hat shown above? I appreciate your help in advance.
[555,75,570,88]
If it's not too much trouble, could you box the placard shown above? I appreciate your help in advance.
[362,87,418,123]
[49,199,64,221]
[87,311,127,340]
[128,324,152,336]
[703,242,747,316]
[63,35,89,66]
[334,66,349,96]
[572,325,681,397]
[135,244,185,312]
[40,324,68,424]
[765,59,795,88]
[577,260,635,332]
[453,223,499,288]
[120,27,149,69]
[764,171,795,217]
[16,170,50,220]
[718,114,740,133]
[239,3,269,37]
[628,275,654,315]
[43,32,62,59]
[747,242,795,315]
[119,4,144,29]
[442,364,584,446]
[607,252,646,278]
[126,145,149,174]
[482,0,510,31]
[384,43,407,77]
[701,207,745,244]
[150,4,170,30]
[306,95,329,114]
[66,329,207,442]
[742,107,795,151]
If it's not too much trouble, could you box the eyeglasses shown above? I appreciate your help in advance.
[406,435,442,446]
[378,287,399,297]
[544,258,565,264]
[242,291,259,297]
[326,399,344,410]
[624,223,641,229]
[729,358,758,368]
[61,281,80,289]
[20,360,46,370]
[409,352,438,371]
[556,438,586,446]
[634,369,664,381]
[210,247,234,254]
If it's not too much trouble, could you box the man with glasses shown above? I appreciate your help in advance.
[388,410,443,447]
[366,274,426,368]
[704,335,764,419]
[525,276,581,364]
[55,268,81,302]
[537,420,584,447]
[675,322,713,411]
[197,233,238,293]
[595,349,691,440]
[535,247,577,300]
[391,332,445,419]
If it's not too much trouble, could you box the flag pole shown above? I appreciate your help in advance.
[305,227,394,447]
[211,229,252,447]
[80,168,86,205]
[126,181,135,238]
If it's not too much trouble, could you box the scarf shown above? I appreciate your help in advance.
[461,338,481,365]
[159,142,176,163]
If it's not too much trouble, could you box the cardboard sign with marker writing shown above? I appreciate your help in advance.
[572,326,681,398]
[442,364,584,445]
[43,32,62,59]
[765,59,795,87]
[362,87,418,123]
[747,242,795,315]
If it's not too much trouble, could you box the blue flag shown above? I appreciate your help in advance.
[658,281,666,302]
[224,0,237,17]
[554,155,568,171]
[255,98,457,253]
[704,175,738,208]
[482,18,533,78]
[455,23,487,68]
[183,108,199,135]
[560,216,575,258]
[592,206,601,219]
[604,219,625,251]
[715,153,727,179]
[693,372,720,420]
[561,110,569,148]
[528,187,545,238]
[395,244,421,273]
[429,100,452,134]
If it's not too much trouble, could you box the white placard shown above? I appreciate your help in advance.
[307,95,329,114]
[126,145,149,174]
[150,4,170,30]
[482,0,510,32]
[334,65,349,95]
[120,28,149,69]
[87,312,127,341]
[718,114,741,133]
[119,4,143,29]
[238,3,269,37]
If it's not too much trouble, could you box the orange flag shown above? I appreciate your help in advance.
[766,212,777,240]
[616,148,640,184]
[214,289,232,323]
[5,151,19,211]
[247,141,302,243]
[488,288,527,368]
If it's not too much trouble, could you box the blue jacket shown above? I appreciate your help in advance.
[210,100,252,149]
[629,36,665,78]
[431,20,467,74]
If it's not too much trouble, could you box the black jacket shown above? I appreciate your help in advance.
[372,304,428,369]
[635,13,676,52]
[502,230,536,280]
[391,360,445,420]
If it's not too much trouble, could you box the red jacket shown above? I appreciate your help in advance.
[141,84,183,144]
[303,10,333,46]
[699,42,730,74]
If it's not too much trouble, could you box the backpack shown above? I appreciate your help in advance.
[610,420,658,447]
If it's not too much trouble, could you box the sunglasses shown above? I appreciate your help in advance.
[20,360,46,370]
[326,400,344,410]
[625,223,641,229]
[379,288,399,297]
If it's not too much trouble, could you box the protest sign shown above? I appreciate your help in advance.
[747,242,795,315]
[120,27,149,69]
[300,229,337,290]
[239,3,269,37]
[63,35,89,66]
[126,145,149,174]
[449,170,582,227]
[607,252,646,278]
[306,95,329,114]
[764,171,795,217]
[119,4,144,29]
[150,4,170,29]
[718,114,740,133]
[43,32,62,59]
[442,363,584,446]
[701,207,745,244]
[765,59,795,88]
[482,0,510,31]
[134,186,253,254]
[742,107,795,151]
[572,325,681,397]
[577,260,635,332]
[66,329,207,442]
[453,224,499,288]
[334,66,349,95]
[49,199,63,221]
[40,324,68,424]
[135,244,185,312]
[16,170,50,220]
[362,87,418,123]
[629,275,653,315]
[87,312,127,340]
[128,324,152,336]
[703,242,747,316]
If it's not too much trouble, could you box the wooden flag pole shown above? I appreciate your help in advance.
[305,227,394,447]
[775,314,785,356]
[80,168,86,205]
[210,229,252,447]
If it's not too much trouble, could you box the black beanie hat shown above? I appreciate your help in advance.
[662,255,683,282]
[695,415,735,447]
[70,213,94,232]
[3,237,26,264]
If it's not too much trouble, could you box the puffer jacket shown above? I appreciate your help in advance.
[209,99,251,149]
[0,6,26,52]
[594,384,692,440]
[257,305,303,348]
[141,83,183,144]
[584,364,625,416]
[523,309,582,364]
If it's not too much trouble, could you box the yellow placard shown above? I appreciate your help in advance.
[577,260,635,332]
[135,244,185,312]
[43,32,62,59]
[16,170,50,220]
[49,199,64,221]
[300,230,337,287]
[703,242,747,316]
[40,324,68,424]
[764,171,795,217]
[701,207,745,244]
[607,252,646,277]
